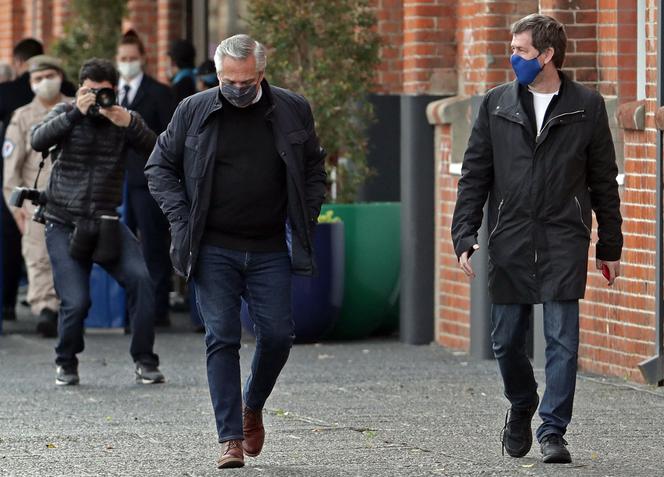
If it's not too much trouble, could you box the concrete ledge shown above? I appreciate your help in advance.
[426,95,470,126]
[616,100,646,131]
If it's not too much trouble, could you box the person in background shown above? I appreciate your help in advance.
[31,58,164,386]
[3,55,71,337]
[0,39,76,324]
[167,39,197,103]
[195,59,219,91]
[1,39,45,323]
[116,30,175,328]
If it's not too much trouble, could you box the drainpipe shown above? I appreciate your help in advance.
[638,0,664,385]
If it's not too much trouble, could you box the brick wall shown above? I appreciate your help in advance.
[0,0,182,84]
[123,0,160,79]
[374,0,404,94]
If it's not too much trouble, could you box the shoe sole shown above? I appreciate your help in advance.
[135,377,165,384]
[55,378,79,386]
[542,453,572,464]
[217,458,244,469]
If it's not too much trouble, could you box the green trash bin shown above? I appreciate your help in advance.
[322,202,400,339]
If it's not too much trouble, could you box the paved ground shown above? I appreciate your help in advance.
[1,309,664,477]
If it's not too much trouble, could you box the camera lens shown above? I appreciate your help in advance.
[95,88,116,108]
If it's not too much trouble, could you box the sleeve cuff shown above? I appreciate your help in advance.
[66,107,84,123]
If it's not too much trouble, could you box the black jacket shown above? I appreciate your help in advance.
[145,81,327,280]
[31,102,157,223]
[125,74,175,187]
[451,72,623,304]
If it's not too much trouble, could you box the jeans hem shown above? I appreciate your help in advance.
[218,434,245,443]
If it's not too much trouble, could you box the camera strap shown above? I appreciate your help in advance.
[32,145,58,189]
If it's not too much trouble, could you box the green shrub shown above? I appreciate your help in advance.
[249,0,380,203]
[50,0,128,83]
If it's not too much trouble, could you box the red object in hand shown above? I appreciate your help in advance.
[602,264,611,282]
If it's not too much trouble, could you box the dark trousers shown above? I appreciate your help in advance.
[45,220,159,367]
[491,300,579,441]
[2,201,22,308]
[125,186,171,322]
[192,245,294,442]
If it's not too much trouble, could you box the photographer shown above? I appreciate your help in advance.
[3,55,71,337]
[31,58,164,386]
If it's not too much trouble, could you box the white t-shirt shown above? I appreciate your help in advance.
[529,87,558,134]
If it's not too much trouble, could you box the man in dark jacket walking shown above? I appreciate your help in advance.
[452,14,622,464]
[145,34,326,469]
[116,30,176,327]
[31,59,164,387]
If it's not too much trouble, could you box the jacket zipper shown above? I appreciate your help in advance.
[536,110,585,141]
[487,199,504,247]
[574,196,591,236]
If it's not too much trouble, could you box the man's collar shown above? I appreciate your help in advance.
[119,72,144,91]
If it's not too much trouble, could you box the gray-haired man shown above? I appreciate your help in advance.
[145,34,326,468]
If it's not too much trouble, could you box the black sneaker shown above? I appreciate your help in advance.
[36,308,58,338]
[501,395,539,458]
[135,362,165,384]
[55,365,79,386]
[540,434,571,463]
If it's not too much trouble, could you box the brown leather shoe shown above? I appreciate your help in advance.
[217,439,244,469]
[242,406,265,457]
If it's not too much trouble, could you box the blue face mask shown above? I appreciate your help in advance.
[510,53,543,86]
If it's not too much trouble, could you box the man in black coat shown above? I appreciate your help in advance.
[452,14,622,464]
[0,39,76,322]
[116,31,175,327]
[145,34,326,469]
[167,39,197,103]
[31,59,164,387]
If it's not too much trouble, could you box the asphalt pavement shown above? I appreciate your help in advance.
[1,309,664,476]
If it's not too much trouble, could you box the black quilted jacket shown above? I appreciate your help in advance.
[31,101,156,223]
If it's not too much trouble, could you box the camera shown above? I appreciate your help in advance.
[8,187,47,224]
[88,87,117,116]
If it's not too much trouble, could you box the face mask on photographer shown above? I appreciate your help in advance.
[31,77,62,102]
[117,60,142,80]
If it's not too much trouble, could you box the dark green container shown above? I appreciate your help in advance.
[321,202,400,339]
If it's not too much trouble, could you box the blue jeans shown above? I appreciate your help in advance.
[491,301,579,441]
[192,245,294,442]
[45,221,158,367]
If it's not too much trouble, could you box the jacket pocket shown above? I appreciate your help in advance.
[487,199,504,248]
[183,135,204,178]
[574,196,591,237]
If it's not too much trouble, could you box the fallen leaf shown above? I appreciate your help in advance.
[46,443,57,449]
[521,463,535,468]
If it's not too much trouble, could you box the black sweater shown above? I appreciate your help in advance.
[203,91,287,252]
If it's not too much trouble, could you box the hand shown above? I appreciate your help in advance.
[12,208,27,235]
[459,244,480,279]
[76,88,97,115]
[99,106,132,127]
[596,258,621,286]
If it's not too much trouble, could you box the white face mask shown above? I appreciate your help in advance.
[31,77,62,102]
[117,60,142,80]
